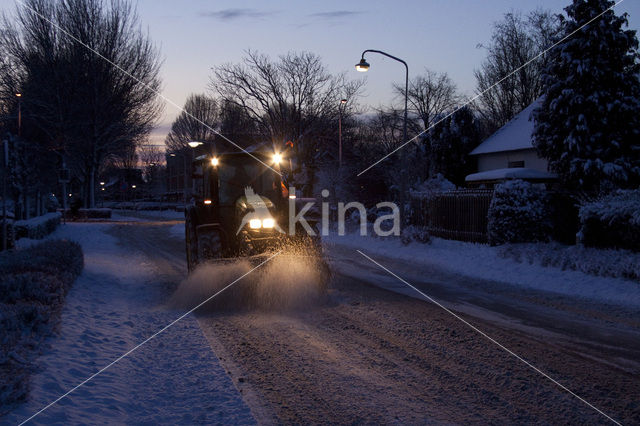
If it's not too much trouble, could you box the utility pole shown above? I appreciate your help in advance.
[338,98,347,168]
[2,138,8,251]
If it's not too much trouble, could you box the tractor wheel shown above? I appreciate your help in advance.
[198,228,222,261]
[186,215,199,273]
[238,230,256,256]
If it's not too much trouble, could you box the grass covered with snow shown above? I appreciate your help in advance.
[325,233,640,308]
[0,239,83,411]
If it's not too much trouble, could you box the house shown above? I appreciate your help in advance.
[465,99,556,185]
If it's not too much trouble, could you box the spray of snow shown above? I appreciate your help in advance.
[170,252,327,312]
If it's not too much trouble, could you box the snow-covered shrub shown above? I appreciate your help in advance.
[487,180,552,246]
[0,240,83,303]
[0,239,83,408]
[401,225,431,245]
[498,242,640,282]
[14,212,61,240]
[578,189,640,251]
[410,174,456,200]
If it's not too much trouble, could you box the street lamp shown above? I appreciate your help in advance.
[355,59,370,72]
[188,141,203,148]
[355,49,409,223]
[338,98,347,167]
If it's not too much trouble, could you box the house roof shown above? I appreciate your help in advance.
[465,167,557,182]
[470,98,542,156]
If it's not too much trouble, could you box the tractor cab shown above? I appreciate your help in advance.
[185,146,291,270]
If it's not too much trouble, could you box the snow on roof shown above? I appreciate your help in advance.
[470,98,542,156]
[465,167,557,182]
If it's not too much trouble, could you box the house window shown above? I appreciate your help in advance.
[508,160,525,168]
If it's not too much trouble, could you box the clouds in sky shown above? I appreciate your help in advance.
[201,8,362,23]
[307,10,362,20]
[201,8,277,21]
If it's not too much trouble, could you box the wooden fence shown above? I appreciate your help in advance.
[410,189,494,243]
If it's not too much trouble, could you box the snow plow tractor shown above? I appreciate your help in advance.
[184,145,326,281]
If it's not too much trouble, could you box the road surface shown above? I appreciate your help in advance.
[114,217,640,424]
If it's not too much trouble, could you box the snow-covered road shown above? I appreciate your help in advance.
[4,216,640,424]
[5,221,254,425]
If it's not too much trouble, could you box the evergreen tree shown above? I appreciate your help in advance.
[532,0,640,192]
[427,106,480,186]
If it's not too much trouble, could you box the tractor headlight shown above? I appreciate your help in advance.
[262,218,275,228]
[249,219,262,229]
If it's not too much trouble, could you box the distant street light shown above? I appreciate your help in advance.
[355,49,409,223]
[100,181,105,186]
[187,141,203,148]
[132,184,136,189]
[338,98,347,167]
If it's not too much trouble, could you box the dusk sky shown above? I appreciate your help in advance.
[4,0,640,145]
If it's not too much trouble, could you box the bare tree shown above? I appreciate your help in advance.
[210,50,362,192]
[138,141,165,196]
[474,10,561,132]
[394,69,460,130]
[0,0,163,207]
[165,93,219,152]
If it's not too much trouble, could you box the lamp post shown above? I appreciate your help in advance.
[2,138,8,251]
[15,93,22,138]
[338,98,347,168]
[356,50,409,223]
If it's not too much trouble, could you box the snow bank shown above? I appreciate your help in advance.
[324,233,640,308]
[14,212,61,240]
[113,209,185,221]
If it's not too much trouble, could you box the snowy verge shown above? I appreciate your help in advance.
[0,239,83,411]
[497,242,640,282]
[324,233,640,309]
[113,209,185,221]
[3,222,253,424]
